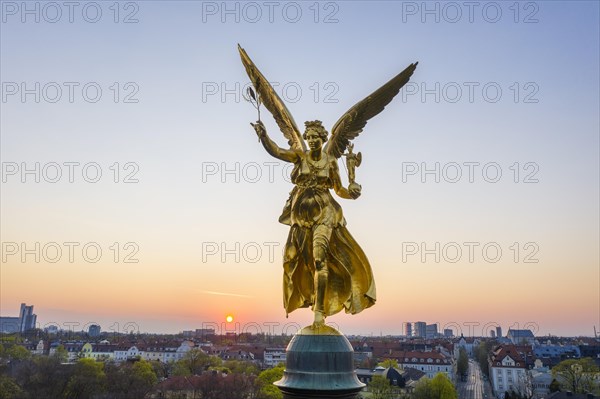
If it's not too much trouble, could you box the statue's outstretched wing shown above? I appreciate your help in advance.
[238,44,306,152]
[325,62,418,159]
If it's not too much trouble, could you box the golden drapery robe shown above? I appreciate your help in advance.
[278,153,376,317]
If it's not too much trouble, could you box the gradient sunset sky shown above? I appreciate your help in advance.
[1,1,598,337]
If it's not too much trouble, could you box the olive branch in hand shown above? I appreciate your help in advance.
[243,86,262,122]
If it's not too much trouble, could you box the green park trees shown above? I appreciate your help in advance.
[64,358,107,399]
[457,348,469,378]
[378,359,400,369]
[474,340,496,378]
[413,373,458,399]
[0,375,22,399]
[172,348,222,376]
[256,365,284,399]
[552,358,600,394]
[368,375,393,399]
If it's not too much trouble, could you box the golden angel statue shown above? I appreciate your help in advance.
[239,45,417,327]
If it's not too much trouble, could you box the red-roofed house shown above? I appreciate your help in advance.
[489,345,530,398]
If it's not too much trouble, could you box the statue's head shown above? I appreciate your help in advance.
[303,120,328,142]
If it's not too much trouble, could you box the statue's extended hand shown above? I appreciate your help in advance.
[250,120,266,140]
[348,183,362,199]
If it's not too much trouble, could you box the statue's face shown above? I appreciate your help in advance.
[305,129,323,150]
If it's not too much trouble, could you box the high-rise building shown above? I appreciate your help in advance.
[19,304,37,332]
[414,321,427,338]
[426,323,438,339]
[0,317,20,333]
[490,330,496,338]
[496,326,502,338]
[0,303,37,333]
[404,322,413,337]
[88,324,101,337]
[264,348,286,367]
[444,329,453,338]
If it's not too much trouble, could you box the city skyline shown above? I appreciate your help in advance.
[1,301,595,338]
[1,2,599,338]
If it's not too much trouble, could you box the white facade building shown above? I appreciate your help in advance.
[264,348,286,368]
[489,345,529,398]
[454,335,480,357]
[392,350,454,380]
[112,341,194,363]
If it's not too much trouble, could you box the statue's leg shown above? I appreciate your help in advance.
[312,224,332,325]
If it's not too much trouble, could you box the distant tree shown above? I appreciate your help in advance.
[413,377,434,399]
[5,345,31,362]
[508,389,533,399]
[196,372,224,399]
[0,375,22,399]
[360,356,378,369]
[64,358,106,399]
[172,349,221,376]
[103,362,127,395]
[0,335,18,345]
[53,344,68,363]
[171,360,192,377]
[127,359,158,398]
[552,358,600,394]
[505,390,528,399]
[473,340,495,378]
[170,371,254,399]
[549,378,561,392]
[457,348,469,378]
[14,355,72,397]
[150,360,171,380]
[220,373,258,399]
[413,373,457,399]
[208,365,232,375]
[223,359,260,375]
[102,360,158,398]
[378,359,399,369]
[256,366,284,399]
[514,369,534,399]
[369,375,393,399]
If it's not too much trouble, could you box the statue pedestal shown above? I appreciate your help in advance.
[274,325,365,399]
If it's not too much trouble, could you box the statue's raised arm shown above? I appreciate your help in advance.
[251,120,299,163]
[239,44,306,154]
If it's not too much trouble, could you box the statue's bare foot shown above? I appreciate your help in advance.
[312,311,325,328]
